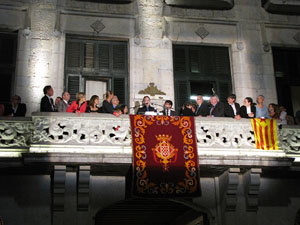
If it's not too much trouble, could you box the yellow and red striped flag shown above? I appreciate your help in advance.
[251,118,278,150]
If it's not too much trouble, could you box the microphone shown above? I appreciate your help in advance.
[151,103,164,107]
[129,105,141,109]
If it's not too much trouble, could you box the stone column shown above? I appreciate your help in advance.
[130,0,174,110]
[231,6,277,105]
[14,0,65,115]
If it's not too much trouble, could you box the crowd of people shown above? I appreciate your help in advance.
[40,86,127,117]
[179,94,295,125]
[1,85,300,125]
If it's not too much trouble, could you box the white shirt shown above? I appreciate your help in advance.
[280,111,287,125]
[246,106,251,114]
[230,103,237,116]
[165,109,170,116]
[46,95,54,110]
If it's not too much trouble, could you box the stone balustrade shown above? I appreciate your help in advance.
[0,113,299,162]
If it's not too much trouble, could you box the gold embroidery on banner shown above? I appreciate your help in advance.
[152,134,178,171]
[133,115,198,195]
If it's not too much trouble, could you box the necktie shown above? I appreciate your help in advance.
[50,98,54,111]
[210,106,215,115]
[195,106,200,115]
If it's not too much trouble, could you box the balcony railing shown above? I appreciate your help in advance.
[0,113,299,165]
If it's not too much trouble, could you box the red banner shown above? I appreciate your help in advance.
[130,115,201,197]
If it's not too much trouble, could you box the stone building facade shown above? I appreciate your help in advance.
[0,0,299,114]
[1,1,300,225]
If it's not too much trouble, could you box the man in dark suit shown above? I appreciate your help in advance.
[224,94,241,120]
[137,96,155,115]
[195,95,209,117]
[208,95,224,117]
[4,95,27,117]
[40,85,55,112]
[161,100,176,116]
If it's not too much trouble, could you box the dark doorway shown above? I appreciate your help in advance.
[173,45,232,111]
[95,198,210,225]
[190,81,215,100]
[272,47,300,117]
[0,32,17,104]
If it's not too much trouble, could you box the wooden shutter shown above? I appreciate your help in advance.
[99,44,110,71]
[113,78,125,105]
[66,42,81,68]
[174,48,186,72]
[190,49,199,73]
[112,44,127,71]
[213,48,230,76]
[84,42,95,68]
[175,80,188,111]
[67,74,81,101]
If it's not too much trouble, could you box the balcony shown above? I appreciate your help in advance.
[164,0,234,10]
[0,113,299,168]
[262,0,300,15]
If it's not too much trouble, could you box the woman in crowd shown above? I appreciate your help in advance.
[268,103,280,119]
[255,95,269,118]
[240,97,256,118]
[102,90,114,114]
[120,104,128,114]
[66,92,87,113]
[86,95,101,113]
[180,102,194,116]
[279,106,288,125]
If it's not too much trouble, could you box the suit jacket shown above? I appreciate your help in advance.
[209,102,224,117]
[224,102,241,118]
[57,99,69,112]
[4,103,27,117]
[137,105,155,115]
[40,95,55,112]
[195,103,209,117]
[180,107,194,116]
[240,105,256,118]
[161,109,176,116]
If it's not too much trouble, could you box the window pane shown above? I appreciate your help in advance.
[99,44,109,70]
[113,44,126,71]
[84,43,95,68]
[66,42,81,68]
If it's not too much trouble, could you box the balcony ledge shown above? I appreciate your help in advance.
[0,113,299,168]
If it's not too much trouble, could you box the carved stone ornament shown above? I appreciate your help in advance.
[0,114,299,157]
[293,31,300,45]
[195,119,256,149]
[90,19,105,33]
[0,121,32,147]
[138,83,166,96]
[278,127,300,153]
[32,116,131,146]
[195,26,209,39]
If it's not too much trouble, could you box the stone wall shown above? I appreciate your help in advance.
[0,0,299,114]
[1,170,300,225]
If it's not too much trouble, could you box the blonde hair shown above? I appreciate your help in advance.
[76,92,86,101]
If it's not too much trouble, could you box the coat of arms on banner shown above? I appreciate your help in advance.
[130,115,201,198]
